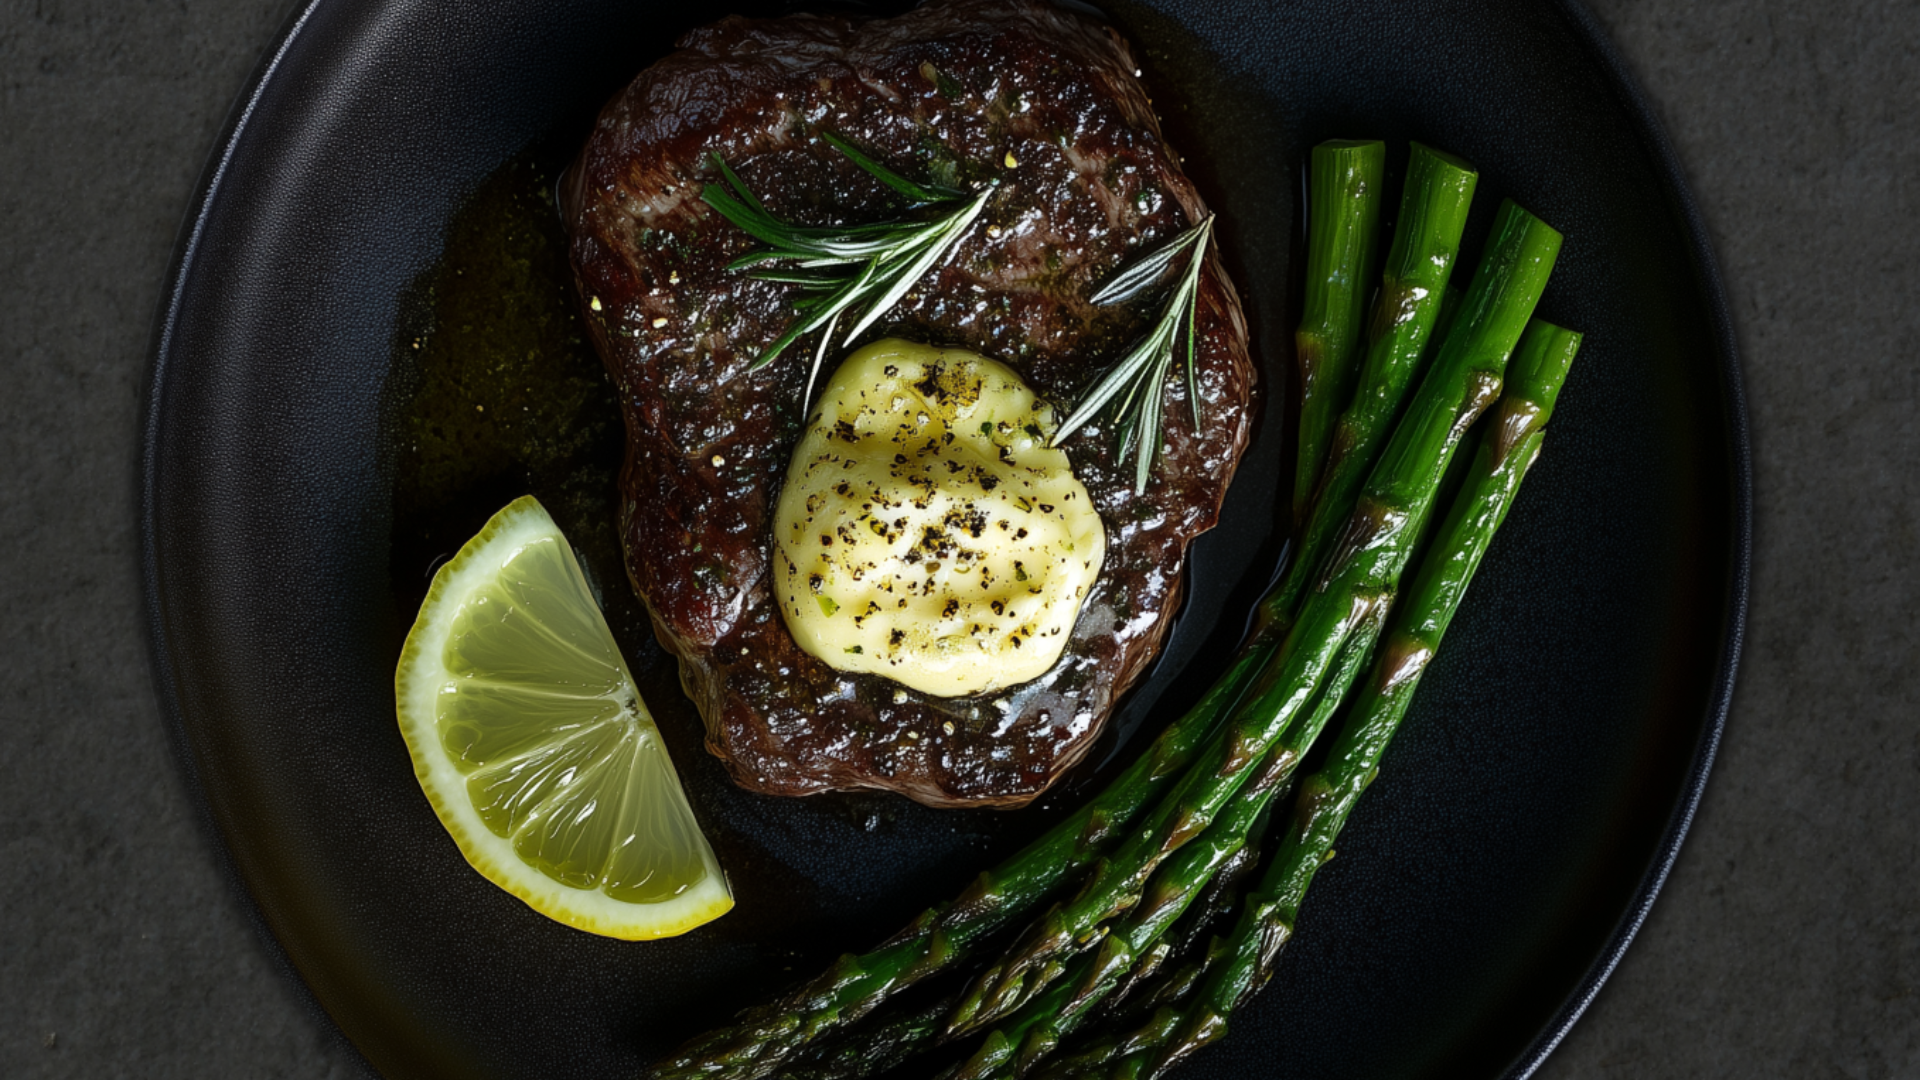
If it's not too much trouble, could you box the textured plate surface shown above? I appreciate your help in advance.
[142,1,1748,1077]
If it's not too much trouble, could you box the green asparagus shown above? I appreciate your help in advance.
[1292,140,1386,527]
[1121,809,1266,995]
[780,987,965,1080]
[1028,941,1224,1080]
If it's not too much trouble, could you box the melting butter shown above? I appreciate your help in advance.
[773,339,1105,697]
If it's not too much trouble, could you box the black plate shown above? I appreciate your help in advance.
[142,1,1749,1077]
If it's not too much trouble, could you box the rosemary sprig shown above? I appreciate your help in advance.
[1053,215,1216,493]
[701,135,990,369]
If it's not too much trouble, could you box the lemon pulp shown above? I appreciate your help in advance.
[395,496,731,939]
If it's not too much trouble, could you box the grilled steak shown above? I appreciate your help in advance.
[563,0,1256,808]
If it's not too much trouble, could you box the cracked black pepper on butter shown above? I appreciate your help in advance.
[774,340,1105,696]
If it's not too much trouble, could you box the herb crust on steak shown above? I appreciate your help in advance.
[563,0,1256,808]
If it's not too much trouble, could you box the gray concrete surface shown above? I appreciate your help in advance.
[1,0,1914,1076]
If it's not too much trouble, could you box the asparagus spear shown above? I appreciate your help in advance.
[1260,188,1559,647]
[1292,140,1386,527]
[1028,938,1225,1080]
[1047,803,1273,1071]
[1280,144,1476,601]
[780,991,955,1080]
[1102,802,1266,1012]
[1115,320,1583,1080]
[954,206,1556,1028]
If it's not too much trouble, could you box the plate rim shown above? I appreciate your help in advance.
[1496,1,1751,1075]
[136,1,1754,1077]
[138,0,381,1073]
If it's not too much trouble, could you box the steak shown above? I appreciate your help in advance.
[563,0,1256,808]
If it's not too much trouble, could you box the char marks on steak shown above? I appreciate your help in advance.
[564,0,1255,808]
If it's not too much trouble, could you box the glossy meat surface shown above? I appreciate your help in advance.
[563,0,1255,807]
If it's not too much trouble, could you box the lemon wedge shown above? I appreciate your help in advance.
[394,496,731,939]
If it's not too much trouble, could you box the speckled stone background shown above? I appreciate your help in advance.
[2,0,1914,1076]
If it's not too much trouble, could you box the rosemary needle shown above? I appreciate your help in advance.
[702,136,991,369]
[1054,215,1216,493]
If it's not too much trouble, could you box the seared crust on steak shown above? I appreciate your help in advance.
[564,0,1255,808]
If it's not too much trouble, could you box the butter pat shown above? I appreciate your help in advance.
[773,339,1105,697]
